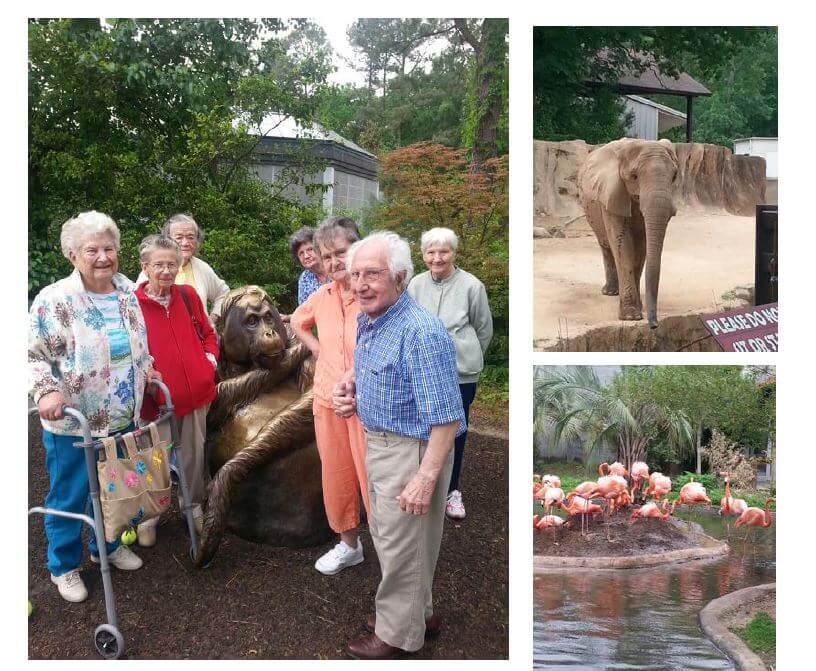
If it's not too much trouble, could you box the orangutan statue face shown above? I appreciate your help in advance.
[219,288,288,368]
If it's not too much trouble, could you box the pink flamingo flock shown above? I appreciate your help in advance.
[533,464,774,543]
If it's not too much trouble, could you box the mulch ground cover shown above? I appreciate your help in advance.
[534,507,711,557]
[28,417,508,659]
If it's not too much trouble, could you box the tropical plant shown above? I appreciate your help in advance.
[533,366,693,469]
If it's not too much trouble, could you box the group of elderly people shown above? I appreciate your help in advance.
[29,209,493,660]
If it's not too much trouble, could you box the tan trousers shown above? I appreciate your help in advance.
[176,404,210,507]
[365,430,453,652]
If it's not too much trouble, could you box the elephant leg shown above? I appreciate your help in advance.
[600,245,619,295]
[603,211,643,321]
[631,206,647,288]
[584,200,619,295]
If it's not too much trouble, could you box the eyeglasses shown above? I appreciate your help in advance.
[149,262,179,271]
[350,268,389,283]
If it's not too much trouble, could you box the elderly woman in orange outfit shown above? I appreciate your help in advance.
[291,216,369,575]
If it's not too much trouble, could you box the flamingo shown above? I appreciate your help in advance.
[586,474,628,539]
[644,473,672,501]
[630,461,650,502]
[672,479,712,532]
[561,493,603,536]
[570,481,600,499]
[541,474,561,489]
[631,500,671,521]
[542,487,565,516]
[535,515,567,530]
[734,497,774,551]
[599,462,629,478]
[719,473,748,516]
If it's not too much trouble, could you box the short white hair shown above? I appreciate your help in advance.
[162,213,203,246]
[60,211,121,260]
[138,234,182,265]
[420,227,459,254]
[347,231,414,286]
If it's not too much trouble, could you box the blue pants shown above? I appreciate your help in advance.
[42,428,123,576]
[449,383,477,493]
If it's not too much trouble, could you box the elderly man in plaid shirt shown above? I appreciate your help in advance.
[333,231,466,660]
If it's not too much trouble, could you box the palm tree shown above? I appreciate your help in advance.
[534,366,693,471]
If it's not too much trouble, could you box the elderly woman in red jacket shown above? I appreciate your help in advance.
[134,234,219,546]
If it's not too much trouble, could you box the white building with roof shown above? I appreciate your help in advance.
[240,114,380,214]
[622,95,686,140]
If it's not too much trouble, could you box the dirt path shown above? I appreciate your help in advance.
[533,212,755,350]
[27,417,508,660]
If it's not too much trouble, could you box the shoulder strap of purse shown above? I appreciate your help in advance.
[178,284,195,319]
[178,285,207,344]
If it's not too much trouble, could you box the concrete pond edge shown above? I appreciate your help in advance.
[698,582,775,671]
[533,534,729,572]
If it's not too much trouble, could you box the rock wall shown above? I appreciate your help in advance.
[533,139,767,238]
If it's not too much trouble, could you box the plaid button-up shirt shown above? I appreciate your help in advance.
[354,291,466,441]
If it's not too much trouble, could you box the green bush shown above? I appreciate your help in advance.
[673,471,718,493]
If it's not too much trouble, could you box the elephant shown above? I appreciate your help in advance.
[195,285,331,567]
[578,138,679,328]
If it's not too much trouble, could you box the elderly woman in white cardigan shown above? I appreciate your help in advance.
[137,213,229,315]
[407,227,493,521]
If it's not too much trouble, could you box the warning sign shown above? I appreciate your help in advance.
[701,303,778,352]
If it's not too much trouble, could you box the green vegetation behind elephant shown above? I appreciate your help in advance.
[578,138,679,328]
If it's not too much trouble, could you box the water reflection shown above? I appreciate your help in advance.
[533,512,775,670]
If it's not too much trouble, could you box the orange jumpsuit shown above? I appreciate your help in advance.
[292,282,370,532]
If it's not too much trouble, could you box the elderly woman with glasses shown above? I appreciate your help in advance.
[407,227,493,521]
[28,211,157,603]
[137,213,229,316]
[134,235,219,546]
[290,217,369,575]
[290,226,329,305]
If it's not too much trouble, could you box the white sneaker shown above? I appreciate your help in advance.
[314,540,364,575]
[50,569,88,603]
[446,490,466,520]
[91,544,143,570]
[137,517,158,547]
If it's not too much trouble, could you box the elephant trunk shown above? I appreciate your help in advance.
[640,186,675,329]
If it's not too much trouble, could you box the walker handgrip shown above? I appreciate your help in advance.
[148,378,174,412]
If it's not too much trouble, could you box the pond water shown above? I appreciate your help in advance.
[533,512,775,670]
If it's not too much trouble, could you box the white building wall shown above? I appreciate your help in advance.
[333,170,380,213]
[734,138,778,180]
[623,98,658,140]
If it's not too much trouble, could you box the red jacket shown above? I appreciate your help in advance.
[136,282,218,419]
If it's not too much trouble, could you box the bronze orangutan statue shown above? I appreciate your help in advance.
[195,285,331,567]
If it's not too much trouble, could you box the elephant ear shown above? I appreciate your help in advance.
[583,141,631,217]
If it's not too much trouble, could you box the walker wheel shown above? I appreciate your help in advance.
[93,624,124,659]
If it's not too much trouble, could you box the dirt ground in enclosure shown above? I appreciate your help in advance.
[28,416,508,660]
[533,212,755,351]
[534,508,714,557]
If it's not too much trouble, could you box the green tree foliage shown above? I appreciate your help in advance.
[533,26,773,145]
[660,29,777,146]
[365,142,508,365]
[322,19,508,157]
[29,18,328,308]
[648,366,774,473]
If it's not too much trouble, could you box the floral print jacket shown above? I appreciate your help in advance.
[28,270,154,437]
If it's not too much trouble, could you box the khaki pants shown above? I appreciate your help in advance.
[365,430,453,652]
[176,404,210,507]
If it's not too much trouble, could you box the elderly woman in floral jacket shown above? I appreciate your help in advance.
[28,211,158,604]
